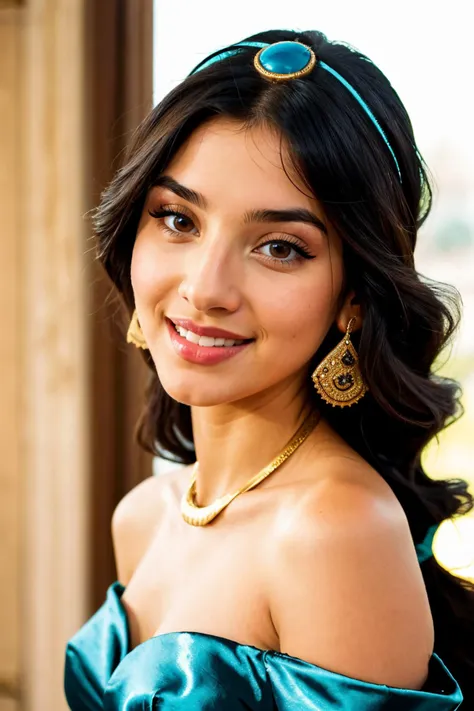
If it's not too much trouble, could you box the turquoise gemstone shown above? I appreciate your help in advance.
[258,42,312,75]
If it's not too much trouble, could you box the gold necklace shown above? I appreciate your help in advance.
[181,409,321,526]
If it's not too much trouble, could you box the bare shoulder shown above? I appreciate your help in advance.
[264,456,434,689]
[112,466,191,586]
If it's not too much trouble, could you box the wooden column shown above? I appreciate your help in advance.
[0,7,22,711]
[20,2,89,710]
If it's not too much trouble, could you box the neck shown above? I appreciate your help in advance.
[190,394,319,506]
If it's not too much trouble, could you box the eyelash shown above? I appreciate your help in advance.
[148,208,316,267]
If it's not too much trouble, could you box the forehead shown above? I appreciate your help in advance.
[162,117,317,211]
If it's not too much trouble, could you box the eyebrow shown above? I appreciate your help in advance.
[151,175,328,235]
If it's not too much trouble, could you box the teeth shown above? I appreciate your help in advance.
[174,324,244,347]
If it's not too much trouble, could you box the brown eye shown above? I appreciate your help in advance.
[267,242,292,259]
[164,213,196,233]
[256,237,315,267]
[148,207,199,235]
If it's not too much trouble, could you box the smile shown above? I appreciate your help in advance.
[165,318,254,365]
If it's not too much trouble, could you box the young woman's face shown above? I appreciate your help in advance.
[132,117,345,407]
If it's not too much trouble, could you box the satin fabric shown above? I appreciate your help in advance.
[64,582,463,710]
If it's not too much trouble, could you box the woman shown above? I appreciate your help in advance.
[64,29,473,709]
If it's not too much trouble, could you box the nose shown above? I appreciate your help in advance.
[178,237,242,313]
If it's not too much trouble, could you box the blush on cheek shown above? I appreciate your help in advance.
[130,241,169,305]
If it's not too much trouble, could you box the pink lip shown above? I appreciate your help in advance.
[168,317,252,341]
[166,318,253,365]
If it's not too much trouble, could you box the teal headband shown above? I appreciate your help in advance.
[190,40,402,182]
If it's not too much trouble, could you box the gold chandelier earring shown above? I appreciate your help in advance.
[126,309,148,349]
[311,317,368,407]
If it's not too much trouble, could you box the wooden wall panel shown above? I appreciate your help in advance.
[0,700,19,711]
[85,0,153,612]
[0,3,153,710]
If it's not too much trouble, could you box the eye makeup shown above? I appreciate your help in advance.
[148,203,317,268]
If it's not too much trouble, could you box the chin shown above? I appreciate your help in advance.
[158,373,252,408]
[162,388,234,408]
[158,374,219,406]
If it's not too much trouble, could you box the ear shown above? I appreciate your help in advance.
[335,289,362,333]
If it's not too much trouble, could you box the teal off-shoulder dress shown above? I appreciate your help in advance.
[64,579,463,710]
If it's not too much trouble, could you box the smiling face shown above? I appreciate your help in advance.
[131,117,347,408]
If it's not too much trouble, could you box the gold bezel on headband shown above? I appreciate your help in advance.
[254,42,317,82]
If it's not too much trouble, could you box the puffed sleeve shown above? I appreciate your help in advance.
[264,650,463,711]
[103,634,462,710]
[65,583,129,710]
[64,582,463,711]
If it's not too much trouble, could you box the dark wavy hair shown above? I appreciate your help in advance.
[92,29,474,704]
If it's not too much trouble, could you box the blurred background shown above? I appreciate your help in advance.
[0,1,472,709]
